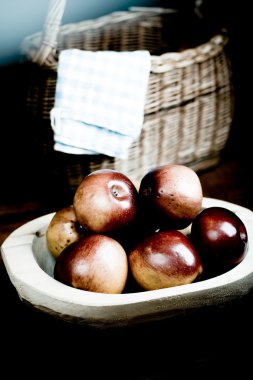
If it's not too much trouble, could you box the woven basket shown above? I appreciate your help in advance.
[21,0,234,202]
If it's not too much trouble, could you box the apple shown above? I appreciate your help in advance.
[46,205,84,258]
[190,206,248,275]
[138,164,203,230]
[73,169,139,234]
[128,230,203,291]
[54,234,128,294]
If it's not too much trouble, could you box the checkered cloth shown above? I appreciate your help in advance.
[50,49,151,159]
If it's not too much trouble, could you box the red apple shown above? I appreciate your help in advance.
[128,230,203,291]
[46,205,84,258]
[190,206,248,274]
[138,164,203,230]
[54,234,128,294]
[73,169,138,234]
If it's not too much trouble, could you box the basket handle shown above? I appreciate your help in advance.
[31,1,177,66]
[33,0,67,65]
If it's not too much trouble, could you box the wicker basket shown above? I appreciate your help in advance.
[21,0,234,202]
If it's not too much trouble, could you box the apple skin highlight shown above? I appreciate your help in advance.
[139,164,203,231]
[73,169,139,234]
[190,206,248,275]
[129,230,203,291]
[54,234,128,294]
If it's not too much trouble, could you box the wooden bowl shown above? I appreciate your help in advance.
[1,197,253,328]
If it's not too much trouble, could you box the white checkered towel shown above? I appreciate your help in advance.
[50,49,151,159]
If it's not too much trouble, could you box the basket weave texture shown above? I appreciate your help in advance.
[21,2,234,199]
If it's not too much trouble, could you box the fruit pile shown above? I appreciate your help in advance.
[46,164,248,294]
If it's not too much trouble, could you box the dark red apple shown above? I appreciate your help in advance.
[54,234,128,294]
[73,169,138,234]
[190,206,248,274]
[128,230,203,291]
[138,164,203,230]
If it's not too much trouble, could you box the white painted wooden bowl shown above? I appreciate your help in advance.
[1,197,253,327]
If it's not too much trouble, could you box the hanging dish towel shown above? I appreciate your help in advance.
[50,49,151,159]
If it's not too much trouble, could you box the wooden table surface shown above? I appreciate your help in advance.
[1,157,253,378]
